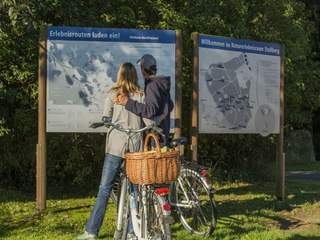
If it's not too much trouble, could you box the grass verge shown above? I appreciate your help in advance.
[0,179,319,239]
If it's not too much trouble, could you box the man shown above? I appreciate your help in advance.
[115,54,173,141]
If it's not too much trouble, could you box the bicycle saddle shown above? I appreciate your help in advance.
[169,137,187,148]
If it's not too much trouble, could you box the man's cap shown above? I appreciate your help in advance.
[137,54,157,72]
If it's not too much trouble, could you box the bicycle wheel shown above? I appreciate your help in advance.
[174,168,217,236]
[147,192,172,240]
[114,175,130,240]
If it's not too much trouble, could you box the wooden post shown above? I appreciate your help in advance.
[36,27,47,211]
[191,32,199,162]
[276,45,285,201]
[175,30,182,138]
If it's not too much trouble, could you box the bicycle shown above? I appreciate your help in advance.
[93,120,217,238]
[168,138,218,237]
[110,134,218,237]
[90,120,173,240]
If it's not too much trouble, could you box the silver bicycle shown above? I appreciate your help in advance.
[90,120,172,240]
[111,135,218,237]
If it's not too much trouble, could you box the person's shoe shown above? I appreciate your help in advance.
[76,231,96,240]
[127,232,138,240]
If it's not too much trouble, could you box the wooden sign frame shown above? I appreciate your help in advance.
[36,27,183,211]
[191,32,285,201]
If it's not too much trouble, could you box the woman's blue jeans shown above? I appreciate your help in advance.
[85,154,122,236]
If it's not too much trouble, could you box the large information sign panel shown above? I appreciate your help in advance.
[198,34,281,135]
[47,26,176,132]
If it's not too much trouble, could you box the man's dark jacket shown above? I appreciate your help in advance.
[125,75,173,140]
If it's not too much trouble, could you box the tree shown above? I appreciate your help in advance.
[0,0,319,190]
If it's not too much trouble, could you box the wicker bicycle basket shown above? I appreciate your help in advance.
[125,132,180,185]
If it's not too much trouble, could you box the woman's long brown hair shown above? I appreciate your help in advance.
[111,62,141,96]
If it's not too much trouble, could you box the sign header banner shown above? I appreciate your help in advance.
[199,34,280,56]
[48,26,176,43]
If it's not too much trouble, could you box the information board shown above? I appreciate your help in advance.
[198,34,281,135]
[46,26,176,132]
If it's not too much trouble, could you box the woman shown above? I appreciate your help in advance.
[77,62,153,240]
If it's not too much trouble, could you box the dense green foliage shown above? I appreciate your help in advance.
[0,0,319,191]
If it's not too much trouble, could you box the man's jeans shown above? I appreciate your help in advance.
[85,154,122,236]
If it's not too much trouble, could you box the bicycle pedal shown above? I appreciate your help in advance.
[163,215,175,224]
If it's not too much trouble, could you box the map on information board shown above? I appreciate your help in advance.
[46,27,176,132]
[198,35,281,135]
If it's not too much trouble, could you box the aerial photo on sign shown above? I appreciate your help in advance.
[198,35,281,135]
[46,27,176,132]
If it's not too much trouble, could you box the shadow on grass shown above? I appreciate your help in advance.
[51,204,92,213]
[216,182,273,196]
[216,180,320,205]
[54,223,76,234]
[0,203,93,238]
[288,235,320,240]
[0,212,41,238]
[98,232,114,239]
[212,179,320,239]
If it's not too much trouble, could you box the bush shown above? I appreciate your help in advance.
[0,0,319,191]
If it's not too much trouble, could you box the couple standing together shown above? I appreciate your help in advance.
[77,54,174,240]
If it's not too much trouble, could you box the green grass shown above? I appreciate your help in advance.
[1,179,319,240]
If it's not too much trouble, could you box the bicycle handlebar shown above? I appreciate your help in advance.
[90,117,165,139]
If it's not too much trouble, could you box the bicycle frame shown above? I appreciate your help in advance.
[115,174,129,236]
[170,177,195,209]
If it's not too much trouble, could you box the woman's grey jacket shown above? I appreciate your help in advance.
[102,90,154,158]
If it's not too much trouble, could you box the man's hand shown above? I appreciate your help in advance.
[114,94,128,105]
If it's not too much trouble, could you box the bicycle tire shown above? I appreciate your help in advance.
[148,193,172,240]
[173,168,217,236]
[114,175,130,240]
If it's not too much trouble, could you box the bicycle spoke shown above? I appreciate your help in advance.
[175,169,217,236]
[195,202,209,224]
